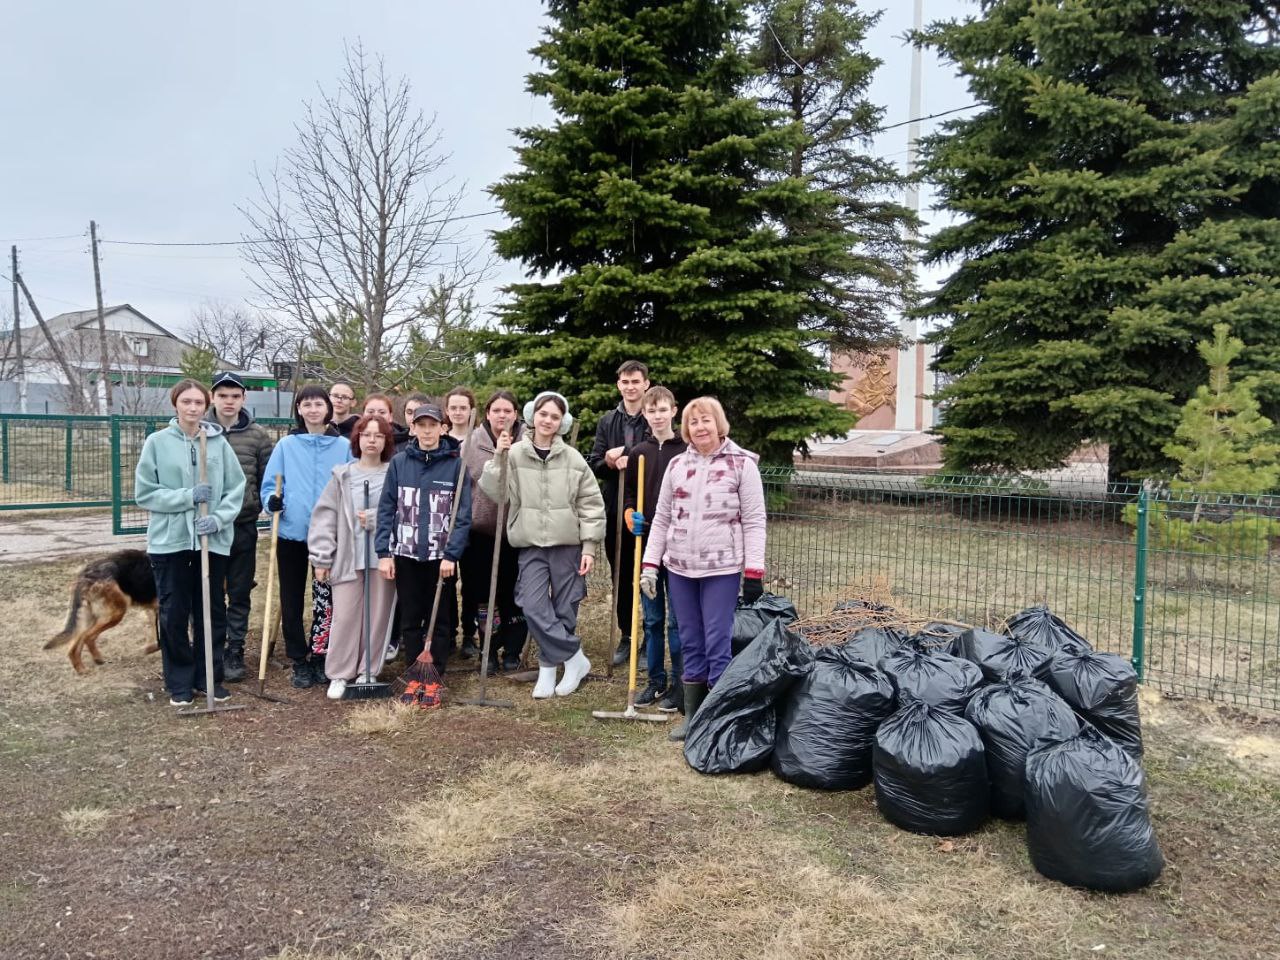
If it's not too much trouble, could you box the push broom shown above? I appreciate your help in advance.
[344,478,392,700]
[593,454,668,723]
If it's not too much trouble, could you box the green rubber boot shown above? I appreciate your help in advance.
[668,681,707,742]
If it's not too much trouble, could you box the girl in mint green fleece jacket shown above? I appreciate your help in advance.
[135,379,246,705]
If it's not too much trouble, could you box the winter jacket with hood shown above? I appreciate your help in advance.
[461,420,524,537]
[135,420,247,556]
[375,434,472,563]
[332,414,360,438]
[642,437,766,579]
[587,402,651,515]
[203,408,274,524]
[260,426,352,543]
[479,436,606,557]
[308,461,389,586]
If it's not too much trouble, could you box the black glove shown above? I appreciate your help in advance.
[741,576,764,605]
[267,493,284,512]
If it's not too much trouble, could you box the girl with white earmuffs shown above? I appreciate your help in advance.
[480,391,606,699]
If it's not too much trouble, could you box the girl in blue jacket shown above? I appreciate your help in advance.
[261,385,352,688]
[135,379,246,706]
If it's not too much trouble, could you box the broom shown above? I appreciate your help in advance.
[394,413,473,708]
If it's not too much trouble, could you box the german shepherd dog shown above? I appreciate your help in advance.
[46,549,160,673]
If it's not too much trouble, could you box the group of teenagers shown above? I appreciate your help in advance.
[133,360,768,739]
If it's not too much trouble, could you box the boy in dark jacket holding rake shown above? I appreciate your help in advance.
[375,404,472,674]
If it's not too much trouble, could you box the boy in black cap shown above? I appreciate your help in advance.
[375,403,472,673]
[205,371,274,681]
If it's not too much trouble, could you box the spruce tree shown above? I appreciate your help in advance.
[919,1,1280,481]
[747,0,918,354]
[485,0,856,463]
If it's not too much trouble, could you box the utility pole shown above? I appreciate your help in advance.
[894,0,926,432]
[11,246,26,414]
[89,221,113,413]
[16,271,90,411]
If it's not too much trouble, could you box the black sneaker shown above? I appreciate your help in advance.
[310,658,327,684]
[502,655,522,673]
[484,656,501,676]
[657,682,682,713]
[195,684,232,703]
[291,662,315,689]
[223,647,246,683]
[459,638,479,660]
[634,681,665,707]
[169,693,194,707]
[610,641,629,667]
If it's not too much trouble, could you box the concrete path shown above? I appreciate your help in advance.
[0,511,143,564]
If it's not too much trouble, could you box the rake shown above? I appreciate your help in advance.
[459,441,514,709]
[593,454,668,723]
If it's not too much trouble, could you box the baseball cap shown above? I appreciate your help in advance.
[212,371,246,390]
[412,403,445,423]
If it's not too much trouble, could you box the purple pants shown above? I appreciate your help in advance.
[666,571,739,686]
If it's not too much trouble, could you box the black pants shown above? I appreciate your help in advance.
[222,521,258,652]
[460,531,527,662]
[150,550,228,698]
[276,537,317,664]
[605,510,635,644]
[394,556,456,673]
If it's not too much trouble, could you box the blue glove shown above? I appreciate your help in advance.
[195,515,220,536]
[192,483,212,504]
[630,510,645,537]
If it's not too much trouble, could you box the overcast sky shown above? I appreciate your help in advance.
[1,0,973,339]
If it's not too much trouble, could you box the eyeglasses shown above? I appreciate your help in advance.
[330,392,355,401]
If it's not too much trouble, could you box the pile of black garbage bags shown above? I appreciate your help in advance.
[687,597,1164,893]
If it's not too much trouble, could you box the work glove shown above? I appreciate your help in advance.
[266,493,284,512]
[627,510,645,537]
[192,483,212,504]
[195,515,220,536]
[740,575,764,606]
[639,567,658,600]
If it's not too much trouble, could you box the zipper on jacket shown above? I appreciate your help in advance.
[189,439,198,551]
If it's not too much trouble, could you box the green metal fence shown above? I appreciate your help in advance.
[0,413,120,509]
[761,469,1280,711]
[110,416,295,535]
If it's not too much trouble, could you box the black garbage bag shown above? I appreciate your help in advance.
[684,618,813,775]
[1042,650,1143,758]
[843,624,908,666]
[965,674,1080,818]
[873,700,989,835]
[731,592,799,656]
[1025,726,1164,891]
[833,599,894,614]
[905,622,967,656]
[959,627,1053,682]
[878,647,984,713]
[771,646,896,790]
[1006,604,1093,656]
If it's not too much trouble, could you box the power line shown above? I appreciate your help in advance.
[873,104,980,134]
[98,209,503,249]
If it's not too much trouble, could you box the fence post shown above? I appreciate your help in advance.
[1,418,8,483]
[110,417,122,535]
[1131,482,1149,681]
[64,418,73,492]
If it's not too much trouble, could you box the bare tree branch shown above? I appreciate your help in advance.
[240,41,485,389]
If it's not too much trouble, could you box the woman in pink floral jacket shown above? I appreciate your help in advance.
[640,396,766,740]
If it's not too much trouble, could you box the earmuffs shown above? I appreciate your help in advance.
[523,391,574,437]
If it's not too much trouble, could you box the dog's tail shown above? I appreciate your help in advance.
[45,581,85,649]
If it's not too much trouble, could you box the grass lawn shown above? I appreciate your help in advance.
[2,549,1279,959]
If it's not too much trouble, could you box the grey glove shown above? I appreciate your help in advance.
[639,567,658,600]
[195,515,220,536]
[192,483,212,504]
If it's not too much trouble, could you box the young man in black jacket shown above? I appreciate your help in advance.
[587,360,652,666]
[206,371,274,682]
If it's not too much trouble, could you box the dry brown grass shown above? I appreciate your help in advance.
[341,701,418,737]
[58,806,113,838]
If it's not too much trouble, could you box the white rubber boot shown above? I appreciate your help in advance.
[555,649,591,697]
[532,665,558,699]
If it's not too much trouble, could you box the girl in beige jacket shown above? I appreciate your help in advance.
[480,392,606,699]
